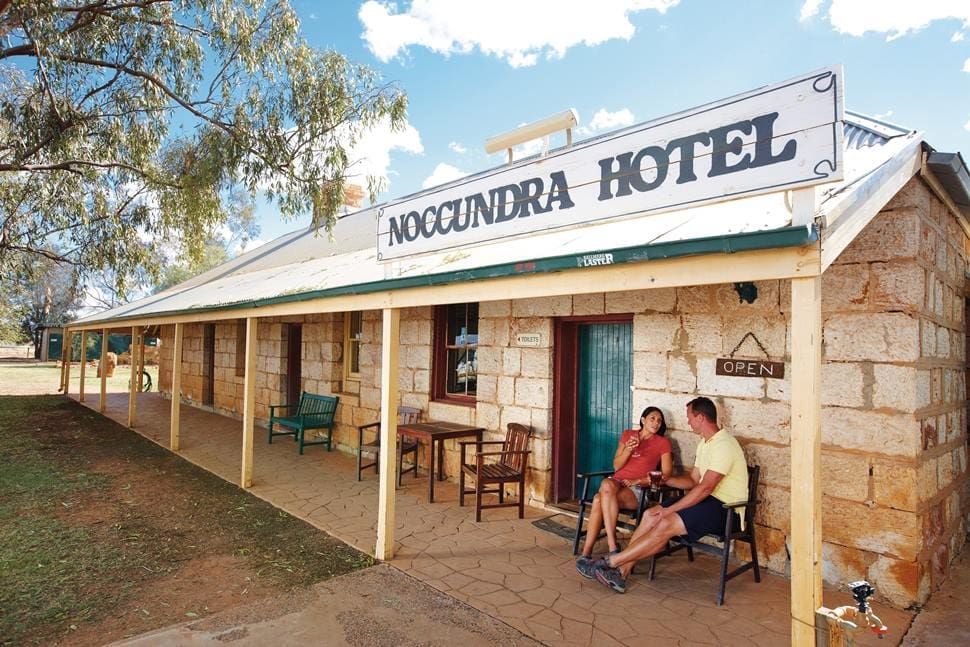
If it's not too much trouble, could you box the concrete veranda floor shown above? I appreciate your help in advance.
[74,391,914,646]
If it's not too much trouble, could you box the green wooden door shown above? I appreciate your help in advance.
[47,333,62,361]
[576,322,633,493]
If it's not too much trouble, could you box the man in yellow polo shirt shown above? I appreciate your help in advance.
[593,396,748,593]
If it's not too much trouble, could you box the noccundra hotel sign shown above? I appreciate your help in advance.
[377,66,844,261]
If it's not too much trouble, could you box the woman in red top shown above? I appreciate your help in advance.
[576,406,673,575]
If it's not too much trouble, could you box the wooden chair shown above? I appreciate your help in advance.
[648,464,762,605]
[571,470,673,555]
[459,423,531,522]
[356,406,421,485]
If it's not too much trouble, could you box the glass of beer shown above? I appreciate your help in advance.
[648,470,662,492]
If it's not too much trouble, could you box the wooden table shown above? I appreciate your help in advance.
[397,421,484,502]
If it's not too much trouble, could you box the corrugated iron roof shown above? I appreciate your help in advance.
[843,110,912,149]
[74,112,923,327]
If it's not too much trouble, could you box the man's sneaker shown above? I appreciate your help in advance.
[594,562,627,593]
[575,555,596,579]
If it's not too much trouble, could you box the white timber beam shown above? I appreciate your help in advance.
[375,307,400,561]
[58,330,66,391]
[136,330,145,392]
[240,317,258,488]
[127,326,138,427]
[790,275,823,647]
[62,330,72,395]
[790,187,816,227]
[78,331,87,401]
[170,323,184,451]
[65,245,820,332]
[99,328,108,412]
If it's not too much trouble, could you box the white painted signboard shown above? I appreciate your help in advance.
[377,66,844,261]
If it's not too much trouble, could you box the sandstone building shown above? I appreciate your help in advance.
[69,70,970,632]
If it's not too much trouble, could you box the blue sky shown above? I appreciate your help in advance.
[249,0,970,243]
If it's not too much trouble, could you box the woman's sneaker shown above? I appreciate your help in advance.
[575,555,596,579]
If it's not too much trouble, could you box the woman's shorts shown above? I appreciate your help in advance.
[661,495,738,542]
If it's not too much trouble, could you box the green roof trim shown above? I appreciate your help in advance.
[75,224,818,327]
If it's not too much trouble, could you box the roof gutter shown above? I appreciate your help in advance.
[72,224,818,328]
[925,151,970,221]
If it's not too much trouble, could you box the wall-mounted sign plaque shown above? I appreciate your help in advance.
[515,333,542,347]
[715,358,785,379]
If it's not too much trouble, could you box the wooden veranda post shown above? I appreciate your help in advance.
[78,331,87,401]
[790,274,823,646]
[170,323,184,451]
[136,330,146,392]
[127,326,138,427]
[240,317,258,488]
[99,328,108,412]
[62,330,72,395]
[375,307,400,560]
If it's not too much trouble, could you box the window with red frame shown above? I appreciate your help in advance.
[433,303,479,402]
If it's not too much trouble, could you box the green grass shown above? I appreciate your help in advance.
[0,397,118,644]
[0,361,159,393]
[0,517,125,639]
[0,393,373,645]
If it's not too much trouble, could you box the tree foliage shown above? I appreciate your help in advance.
[6,255,85,355]
[152,186,258,293]
[0,0,407,293]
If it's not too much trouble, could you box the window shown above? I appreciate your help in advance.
[433,303,478,402]
[344,311,363,380]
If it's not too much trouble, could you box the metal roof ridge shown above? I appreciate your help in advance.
[844,111,914,140]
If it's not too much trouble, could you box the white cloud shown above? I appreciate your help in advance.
[964,57,970,72]
[964,120,970,131]
[592,107,635,131]
[308,13,318,21]
[873,110,894,120]
[953,31,965,41]
[359,0,680,67]
[422,162,468,188]
[803,1,970,40]
[799,0,824,22]
[344,118,424,189]
[575,107,636,137]
[448,141,467,154]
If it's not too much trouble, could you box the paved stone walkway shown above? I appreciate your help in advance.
[75,391,913,646]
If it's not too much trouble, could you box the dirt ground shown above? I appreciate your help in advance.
[0,360,536,647]
[116,564,541,647]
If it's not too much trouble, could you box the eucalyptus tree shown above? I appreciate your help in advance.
[0,0,407,295]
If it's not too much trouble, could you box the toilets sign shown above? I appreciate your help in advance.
[377,66,844,261]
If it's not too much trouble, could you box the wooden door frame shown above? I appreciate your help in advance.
[202,323,215,406]
[552,313,633,503]
[286,323,303,405]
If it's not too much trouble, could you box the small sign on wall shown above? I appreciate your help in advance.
[715,358,785,379]
[515,333,542,347]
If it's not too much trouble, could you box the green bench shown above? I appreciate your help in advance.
[267,392,339,454]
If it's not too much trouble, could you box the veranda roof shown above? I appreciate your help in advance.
[74,113,928,328]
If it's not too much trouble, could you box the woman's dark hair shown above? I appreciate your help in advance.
[638,406,667,437]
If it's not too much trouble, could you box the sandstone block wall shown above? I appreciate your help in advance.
[155,176,966,608]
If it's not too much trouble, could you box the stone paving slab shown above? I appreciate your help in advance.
[77,392,915,646]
